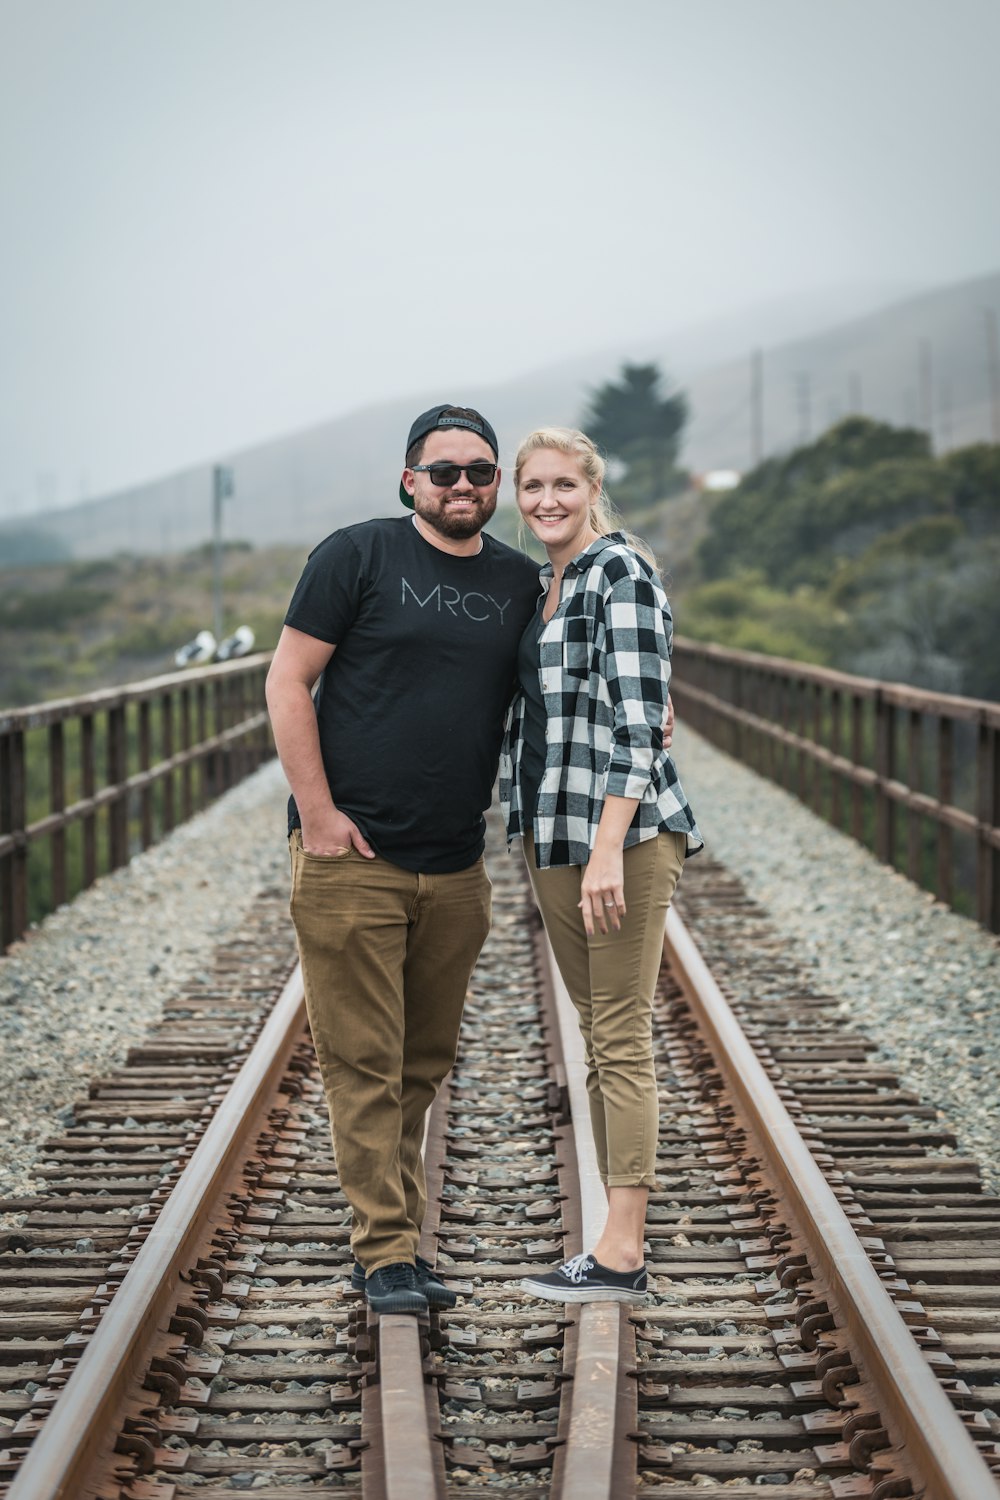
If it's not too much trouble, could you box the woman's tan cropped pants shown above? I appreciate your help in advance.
[524,831,685,1187]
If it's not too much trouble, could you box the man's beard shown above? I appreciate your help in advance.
[414,492,497,540]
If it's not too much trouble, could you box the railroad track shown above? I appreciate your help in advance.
[1,829,998,1498]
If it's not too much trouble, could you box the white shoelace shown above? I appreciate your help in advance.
[560,1253,595,1283]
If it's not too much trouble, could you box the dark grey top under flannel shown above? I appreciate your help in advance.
[499,533,703,869]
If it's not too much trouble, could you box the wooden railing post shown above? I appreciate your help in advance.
[180,686,193,821]
[993,725,1000,934]
[850,694,864,842]
[49,721,67,909]
[7,727,28,941]
[107,701,128,872]
[731,659,742,763]
[811,682,824,815]
[779,677,792,789]
[937,716,953,908]
[138,700,153,851]
[81,713,97,886]
[768,671,780,782]
[796,680,808,803]
[906,709,922,886]
[830,689,842,829]
[1,728,15,949]
[162,692,175,834]
[874,688,896,867]
[212,677,226,796]
[196,680,210,805]
[977,713,999,931]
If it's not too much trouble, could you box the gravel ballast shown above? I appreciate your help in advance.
[2,735,997,1210]
[0,759,292,1204]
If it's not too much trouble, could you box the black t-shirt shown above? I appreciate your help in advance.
[516,599,548,828]
[284,516,541,872]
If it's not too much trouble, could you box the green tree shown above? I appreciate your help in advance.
[690,415,1000,701]
[583,363,688,507]
[698,418,937,586]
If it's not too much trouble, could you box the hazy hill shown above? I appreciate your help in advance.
[3,269,997,564]
[684,268,1000,471]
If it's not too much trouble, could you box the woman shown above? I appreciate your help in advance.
[500,427,702,1303]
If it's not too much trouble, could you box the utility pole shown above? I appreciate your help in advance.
[750,347,763,468]
[848,371,863,416]
[919,338,934,450]
[985,307,1000,443]
[939,379,954,453]
[795,372,812,446]
[212,465,235,644]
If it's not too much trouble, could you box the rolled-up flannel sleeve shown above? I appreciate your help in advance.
[602,574,672,799]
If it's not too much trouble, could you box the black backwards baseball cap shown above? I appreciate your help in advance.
[399,404,500,508]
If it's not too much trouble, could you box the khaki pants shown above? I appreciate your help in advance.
[288,831,491,1272]
[524,831,685,1187]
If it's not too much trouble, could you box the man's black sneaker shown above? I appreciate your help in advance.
[520,1252,649,1303]
[352,1256,457,1310]
[362,1262,428,1315]
[414,1254,458,1309]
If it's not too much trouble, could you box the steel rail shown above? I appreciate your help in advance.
[361,1080,450,1500]
[7,963,308,1500]
[663,904,998,1500]
[545,944,636,1500]
[374,1319,443,1500]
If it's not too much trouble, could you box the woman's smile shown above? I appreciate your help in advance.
[517,448,600,561]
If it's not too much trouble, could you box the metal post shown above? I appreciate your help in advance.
[795,372,812,446]
[985,308,1000,444]
[750,347,763,468]
[919,338,934,450]
[212,464,234,645]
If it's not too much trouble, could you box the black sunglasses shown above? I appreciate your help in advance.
[411,462,498,487]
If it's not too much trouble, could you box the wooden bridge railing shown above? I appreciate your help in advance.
[0,653,274,952]
[5,641,997,949]
[671,636,1000,933]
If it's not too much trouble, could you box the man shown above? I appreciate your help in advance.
[266,405,541,1315]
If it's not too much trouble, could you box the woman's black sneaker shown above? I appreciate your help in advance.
[521,1252,649,1303]
[363,1262,428,1315]
[352,1255,457,1309]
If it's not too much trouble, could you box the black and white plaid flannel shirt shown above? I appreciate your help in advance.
[499,533,702,869]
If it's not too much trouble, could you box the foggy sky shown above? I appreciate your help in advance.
[2,0,999,515]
